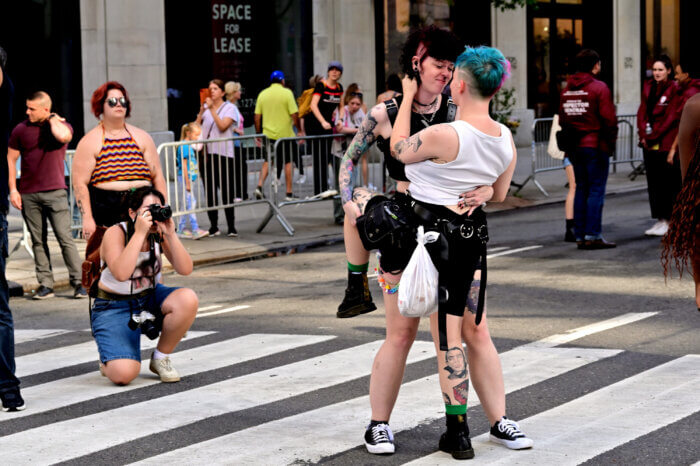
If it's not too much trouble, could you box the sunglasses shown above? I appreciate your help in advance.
[106,97,128,108]
[350,92,363,97]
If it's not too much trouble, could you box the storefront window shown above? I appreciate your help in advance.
[643,0,680,76]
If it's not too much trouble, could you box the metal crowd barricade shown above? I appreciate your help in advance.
[158,134,294,236]
[515,114,645,196]
[255,133,389,233]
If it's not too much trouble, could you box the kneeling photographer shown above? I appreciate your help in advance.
[91,187,198,385]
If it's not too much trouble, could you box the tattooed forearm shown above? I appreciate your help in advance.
[339,110,379,204]
[352,187,376,215]
[76,199,86,216]
[391,133,422,162]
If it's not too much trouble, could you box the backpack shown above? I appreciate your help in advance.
[81,226,108,298]
[297,88,315,118]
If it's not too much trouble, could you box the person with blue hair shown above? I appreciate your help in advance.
[389,45,533,459]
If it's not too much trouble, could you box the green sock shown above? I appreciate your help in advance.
[348,261,369,273]
[445,404,467,415]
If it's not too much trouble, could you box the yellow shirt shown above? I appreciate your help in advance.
[254,83,298,140]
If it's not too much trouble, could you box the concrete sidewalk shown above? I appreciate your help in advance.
[7,152,647,295]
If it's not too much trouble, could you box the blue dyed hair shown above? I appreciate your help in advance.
[455,46,511,98]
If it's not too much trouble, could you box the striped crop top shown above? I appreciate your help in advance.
[90,127,152,185]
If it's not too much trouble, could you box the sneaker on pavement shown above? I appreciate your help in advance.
[227,227,238,237]
[1,388,26,412]
[32,285,54,300]
[179,229,193,239]
[364,422,395,454]
[193,229,210,240]
[645,220,667,236]
[254,187,265,199]
[285,194,298,202]
[149,356,180,383]
[208,228,221,237]
[489,416,534,450]
[73,285,88,299]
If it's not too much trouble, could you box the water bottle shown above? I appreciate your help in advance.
[645,123,652,135]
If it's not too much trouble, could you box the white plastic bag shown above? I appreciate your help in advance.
[398,226,440,318]
[547,114,566,160]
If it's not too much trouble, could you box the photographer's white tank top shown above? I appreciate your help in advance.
[100,222,163,295]
[405,120,513,205]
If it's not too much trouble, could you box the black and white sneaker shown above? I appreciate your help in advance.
[489,416,533,449]
[364,422,395,454]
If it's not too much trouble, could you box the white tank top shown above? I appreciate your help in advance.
[404,120,513,206]
[100,223,163,295]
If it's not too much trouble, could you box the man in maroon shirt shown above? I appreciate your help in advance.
[7,91,86,299]
[559,49,619,250]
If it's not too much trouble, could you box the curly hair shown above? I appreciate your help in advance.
[662,134,700,279]
[91,81,131,119]
[399,25,462,74]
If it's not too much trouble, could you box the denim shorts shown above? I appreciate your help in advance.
[90,284,179,363]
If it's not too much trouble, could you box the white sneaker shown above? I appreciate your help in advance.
[645,220,668,236]
[149,356,180,382]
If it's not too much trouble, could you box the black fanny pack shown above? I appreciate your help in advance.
[356,195,415,251]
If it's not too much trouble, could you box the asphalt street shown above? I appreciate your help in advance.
[2,190,699,465]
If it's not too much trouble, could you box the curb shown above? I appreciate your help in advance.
[14,185,648,296]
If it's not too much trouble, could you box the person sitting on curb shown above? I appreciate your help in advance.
[91,187,198,385]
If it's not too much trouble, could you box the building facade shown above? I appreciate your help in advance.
[0,0,695,146]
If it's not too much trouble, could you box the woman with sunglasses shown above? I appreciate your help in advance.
[73,81,167,241]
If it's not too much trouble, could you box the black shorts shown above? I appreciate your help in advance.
[376,192,417,273]
[89,185,135,227]
[269,139,300,178]
[407,199,487,318]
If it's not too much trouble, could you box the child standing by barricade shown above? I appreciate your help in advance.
[176,122,208,240]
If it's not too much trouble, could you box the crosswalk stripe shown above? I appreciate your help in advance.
[132,345,621,464]
[0,334,335,422]
[14,329,71,344]
[197,305,250,318]
[15,331,213,378]
[487,245,542,258]
[0,340,436,464]
[408,354,700,465]
[528,312,658,348]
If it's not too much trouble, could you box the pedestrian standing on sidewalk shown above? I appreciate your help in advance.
[252,71,302,201]
[72,81,167,238]
[196,79,238,237]
[559,49,619,250]
[176,122,208,240]
[0,45,25,412]
[306,62,343,195]
[7,91,87,299]
[637,55,682,237]
[225,81,248,201]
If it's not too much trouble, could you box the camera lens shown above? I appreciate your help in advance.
[127,315,140,331]
[141,320,160,340]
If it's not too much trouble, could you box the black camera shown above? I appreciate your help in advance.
[148,204,172,222]
[127,310,161,340]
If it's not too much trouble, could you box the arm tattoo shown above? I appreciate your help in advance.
[339,112,379,203]
[391,133,422,162]
[443,392,452,405]
[76,199,86,216]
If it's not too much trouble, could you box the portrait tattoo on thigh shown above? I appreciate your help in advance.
[452,380,469,405]
[466,280,481,315]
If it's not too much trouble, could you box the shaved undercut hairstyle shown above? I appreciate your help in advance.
[27,90,52,110]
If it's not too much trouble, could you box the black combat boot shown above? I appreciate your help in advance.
[438,413,475,460]
[564,219,576,242]
[336,271,377,318]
